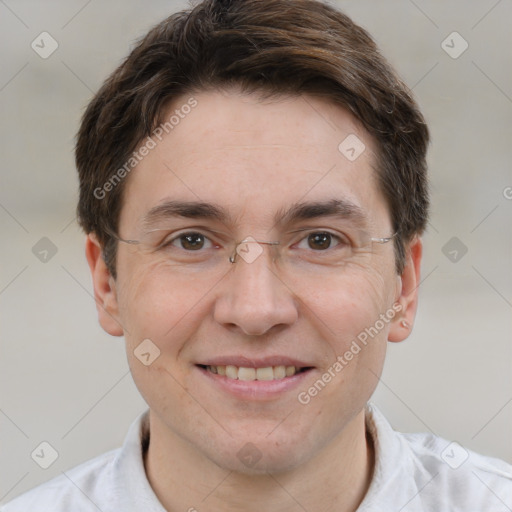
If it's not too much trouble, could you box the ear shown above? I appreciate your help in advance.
[388,236,423,343]
[85,234,124,337]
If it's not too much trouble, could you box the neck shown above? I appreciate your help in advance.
[144,409,375,512]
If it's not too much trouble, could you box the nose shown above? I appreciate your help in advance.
[213,247,299,336]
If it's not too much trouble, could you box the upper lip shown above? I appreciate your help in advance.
[197,356,313,368]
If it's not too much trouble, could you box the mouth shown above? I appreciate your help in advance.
[194,355,316,400]
[197,364,313,381]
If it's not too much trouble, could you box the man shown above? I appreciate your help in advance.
[3,0,511,510]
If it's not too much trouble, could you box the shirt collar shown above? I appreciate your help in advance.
[358,402,429,512]
[110,409,166,511]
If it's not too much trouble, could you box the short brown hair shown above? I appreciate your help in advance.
[76,0,429,277]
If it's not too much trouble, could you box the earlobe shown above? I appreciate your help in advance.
[388,236,423,343]
[85,234,124,337]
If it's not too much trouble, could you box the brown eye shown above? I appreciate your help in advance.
[179,233,206,250]
[160,232,211,251]
[307,232,336,250]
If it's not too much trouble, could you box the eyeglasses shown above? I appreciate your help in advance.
[106,223,396,277]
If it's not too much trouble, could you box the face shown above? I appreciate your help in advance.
[88,88,420,474]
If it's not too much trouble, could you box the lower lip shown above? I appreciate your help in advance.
[196,366,315,401]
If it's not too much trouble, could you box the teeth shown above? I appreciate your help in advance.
[256,367,274,381]
[273,365,286,379]
[226,365,238,379]
[238,367,256,381]
[206,365,301,381]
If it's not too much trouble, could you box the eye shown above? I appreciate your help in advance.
[296,231,347,251]
[164,232,214,251]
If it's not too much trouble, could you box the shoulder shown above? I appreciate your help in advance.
[0,448,119,512]
[362,403,512,511]
[1,410,153,512]
[403,430,512,508]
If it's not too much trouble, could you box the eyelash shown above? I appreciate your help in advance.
[159,230,350,252]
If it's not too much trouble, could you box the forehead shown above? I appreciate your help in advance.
[120,89,391,232]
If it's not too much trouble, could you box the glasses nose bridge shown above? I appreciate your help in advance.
[229,237,281,264]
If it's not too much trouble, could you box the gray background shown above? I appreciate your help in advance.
[1,0,511,504]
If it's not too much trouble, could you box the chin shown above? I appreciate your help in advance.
[208,434,312,475]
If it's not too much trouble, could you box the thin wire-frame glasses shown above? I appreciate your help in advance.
[104,224,397,271]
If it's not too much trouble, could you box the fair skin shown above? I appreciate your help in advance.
[86,89,422,512]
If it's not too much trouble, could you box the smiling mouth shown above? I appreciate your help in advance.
[197,364,312,381]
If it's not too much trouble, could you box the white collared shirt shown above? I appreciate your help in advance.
[2,403,511,511]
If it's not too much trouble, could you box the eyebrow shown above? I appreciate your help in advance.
[275,198,368,229]
[141,198,369,231]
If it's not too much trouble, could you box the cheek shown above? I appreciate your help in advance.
[115,264,208,410]
[115,259,210,353]
[300,266,393,398]
[304,264,392,339]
